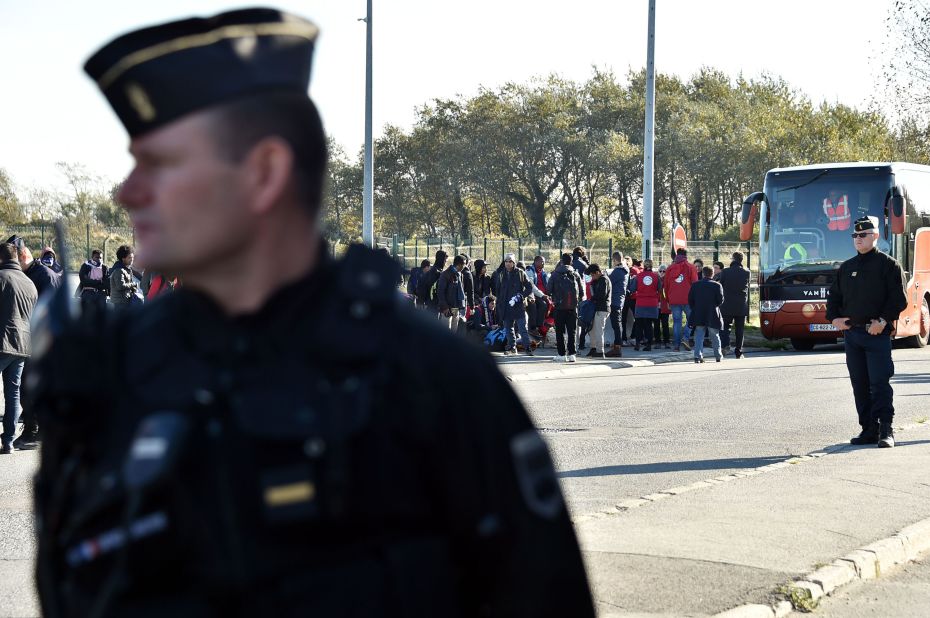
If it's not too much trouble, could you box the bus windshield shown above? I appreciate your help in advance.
[760,168,893,278]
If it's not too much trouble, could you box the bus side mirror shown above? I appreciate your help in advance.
[890,194,905,235]
[740,192,763,241]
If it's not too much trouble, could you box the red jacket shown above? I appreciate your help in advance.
[633,269,662,308]
[663,257,697,305]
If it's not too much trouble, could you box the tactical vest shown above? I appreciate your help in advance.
[33,245,468,618]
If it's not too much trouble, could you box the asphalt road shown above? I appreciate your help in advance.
[510,345,930,518]
[799,557,930,617]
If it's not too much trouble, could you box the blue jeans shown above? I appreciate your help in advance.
[671,304,692,347]
[692,326,721,360]
[844,328,895,426]
[0,354,26,447]
[503,313,531,351]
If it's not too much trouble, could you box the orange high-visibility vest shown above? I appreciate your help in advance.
[823,195,851,230]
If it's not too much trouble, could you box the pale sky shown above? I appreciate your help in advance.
[0,0,894,195]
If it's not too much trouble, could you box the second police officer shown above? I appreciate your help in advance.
[827,215,908,448]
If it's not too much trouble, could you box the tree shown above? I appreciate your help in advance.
[0,168,27,225]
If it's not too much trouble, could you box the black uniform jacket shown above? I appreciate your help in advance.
[32,244,593,618]
[826,248,907,332]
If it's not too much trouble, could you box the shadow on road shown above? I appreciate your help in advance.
[558,455,787,478]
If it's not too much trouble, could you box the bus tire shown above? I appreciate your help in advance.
[907,296,930,348]
[790,338,816,351]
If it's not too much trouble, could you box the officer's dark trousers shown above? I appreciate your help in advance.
[609,302,624,346]
[554,309,578,356]
[844,328,895,426]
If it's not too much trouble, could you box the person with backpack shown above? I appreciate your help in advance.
[416,250,447,314]
[548,253,584,362]
[491,253,534,356]
[407,259,430,299]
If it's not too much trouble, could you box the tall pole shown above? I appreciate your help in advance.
[641,0,656,261]
[362,0,374,247]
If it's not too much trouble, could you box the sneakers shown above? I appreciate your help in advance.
[12,431,39,450]
[878,422,895,448]
[734,350,744,359]
[694,357,705,364]
[567,355,577,362]
[586,348,598,357]
[850,422,880,445]
[503,349,515,356]
[0,443,11,455]
[604,345,622,358]
[524,348,534,356]
[553,355,566,362]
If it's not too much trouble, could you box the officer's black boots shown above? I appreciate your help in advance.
[878,422,895,448]
[850,422,880,445]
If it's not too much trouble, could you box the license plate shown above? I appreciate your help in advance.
[809,323,838,332]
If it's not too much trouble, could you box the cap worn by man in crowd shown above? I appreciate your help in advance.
[5,235,24,250]
[853,216,880,233]
[83,7,319,137]
[504,253,516,263]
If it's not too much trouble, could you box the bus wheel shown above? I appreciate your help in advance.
[908,296,930,348]
[790,338,816,351]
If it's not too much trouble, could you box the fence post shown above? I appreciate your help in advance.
[483,237,488,261]
[713,240,719,264]
[559,238,564,254]
[40,224,45,247]
[537,237,542,259]
[414,237,419,266]
[746,240,752,270]
[608,238,613,265]
[439,236,443,255]
[500,238,505,263]
[86,224,91,259]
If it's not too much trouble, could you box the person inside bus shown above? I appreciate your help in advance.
[822,188,851,231]
[782,238,808,263]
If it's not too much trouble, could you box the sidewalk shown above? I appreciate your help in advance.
[494,339,768,382]
[574,422,930,617]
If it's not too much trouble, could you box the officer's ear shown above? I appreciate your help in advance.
[241,136,296,216]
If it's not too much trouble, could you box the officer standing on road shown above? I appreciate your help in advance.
[826,216,907,448]
[29,8,593,617]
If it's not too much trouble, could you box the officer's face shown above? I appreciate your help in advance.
[854,230,878,254]
[118,111,252,272]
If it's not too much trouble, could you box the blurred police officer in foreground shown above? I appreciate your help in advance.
[30,8,593,617]
[827,216,907,448]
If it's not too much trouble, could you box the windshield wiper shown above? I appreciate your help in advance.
[776,169,829,194]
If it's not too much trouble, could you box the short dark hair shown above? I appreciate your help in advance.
[694,259,704,266]
[612,251,623,261]
[453,254,466,266]
[713,261,724,270]
[207,92,328,216]
[91,249,102,258]
[561,253,572,265]
[420,259,431,268]
[632,259,642,267]
[676,248,687,256]
[572,246,586,258]
[116,245,134,261]
[0,243,17,261]
[702,266,713,278]
[435,250,448,262]
[586,263,601,275]
[731,251,744,264]
[534,255,544,263]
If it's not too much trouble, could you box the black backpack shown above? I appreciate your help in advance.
[556,271,578,311]
[416,268,440,306]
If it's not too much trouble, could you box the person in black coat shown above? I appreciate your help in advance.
[717,251,751,358]
[687,266,725,363]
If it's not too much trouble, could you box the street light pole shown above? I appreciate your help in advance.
[362,0,374,248]
[641,0,656,261]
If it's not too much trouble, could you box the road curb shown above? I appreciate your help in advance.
[711,514,930,617]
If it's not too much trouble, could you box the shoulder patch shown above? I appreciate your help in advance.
[511,430,563,520]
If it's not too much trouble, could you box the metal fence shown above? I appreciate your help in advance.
[6,224,135,271]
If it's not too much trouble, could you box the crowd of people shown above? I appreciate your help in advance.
[407,246,752,364]
[0,236,179,454]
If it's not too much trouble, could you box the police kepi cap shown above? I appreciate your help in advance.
[83,8,319,137]
[853,216,880,233]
